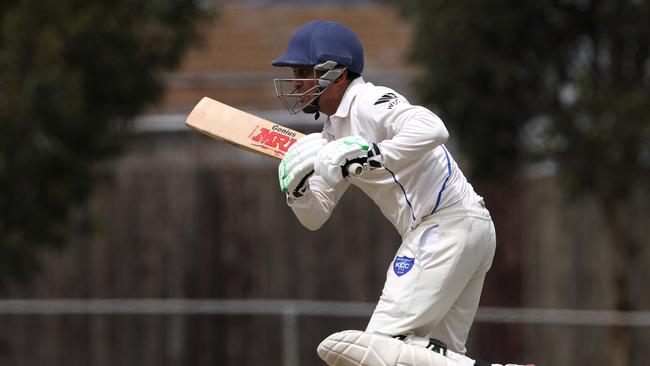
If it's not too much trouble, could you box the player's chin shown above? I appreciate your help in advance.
[298,98,313,111]
[300,96,317,108]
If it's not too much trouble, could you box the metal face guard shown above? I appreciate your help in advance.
[273,78,322,115]
[272,63,345,115]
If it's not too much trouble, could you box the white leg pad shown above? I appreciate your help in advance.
[317,330,459,366]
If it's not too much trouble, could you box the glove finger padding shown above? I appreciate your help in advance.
[278,133,327,194]
[315,136,370,186]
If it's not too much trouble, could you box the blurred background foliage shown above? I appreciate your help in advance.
[400,0,650,188]
[0,0,209,284]
[399,1,650,364]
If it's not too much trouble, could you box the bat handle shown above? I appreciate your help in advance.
[345,162,365,177]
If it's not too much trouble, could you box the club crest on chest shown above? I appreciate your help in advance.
[393,256,415,276]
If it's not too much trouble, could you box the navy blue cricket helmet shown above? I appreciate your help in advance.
[272,20,364,75]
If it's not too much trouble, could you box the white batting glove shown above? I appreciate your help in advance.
[278,132,327,197]
[314,136,383,186]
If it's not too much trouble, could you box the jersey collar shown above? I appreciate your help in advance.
[332,76,366,119]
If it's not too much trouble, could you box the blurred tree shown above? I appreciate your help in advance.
[400,0,650,365]
[0,0,210,284]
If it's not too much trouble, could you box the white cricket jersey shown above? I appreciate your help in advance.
[289,77,484,237]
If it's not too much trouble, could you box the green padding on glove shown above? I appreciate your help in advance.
[278,133,327,195]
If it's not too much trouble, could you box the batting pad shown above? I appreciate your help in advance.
[317,330,457,366]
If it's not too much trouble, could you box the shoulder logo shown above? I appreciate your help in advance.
[393,256,415,276]
[374,93,398,105]
[374,92,405,110]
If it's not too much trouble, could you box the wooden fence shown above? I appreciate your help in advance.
[0,129,648,366]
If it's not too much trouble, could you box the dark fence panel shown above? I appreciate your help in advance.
[2,130,648,365]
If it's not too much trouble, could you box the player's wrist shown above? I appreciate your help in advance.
[339,141,384,176]
[288,171,312,198]
[366,142,383,170]
[278,133,327,194]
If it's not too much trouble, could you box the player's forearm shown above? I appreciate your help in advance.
[287,177,349,231]
[379,109,449,165]
[288,196,331,231]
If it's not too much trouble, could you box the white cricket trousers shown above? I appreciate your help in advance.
[366,204,496,355]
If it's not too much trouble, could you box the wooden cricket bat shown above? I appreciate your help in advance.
[185,97,302,159]
[185,97,364,175]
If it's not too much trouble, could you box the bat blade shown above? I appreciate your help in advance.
[185,97,304,159]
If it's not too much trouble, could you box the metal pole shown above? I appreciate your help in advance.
[282,303,299,366]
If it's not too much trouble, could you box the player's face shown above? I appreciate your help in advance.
[273,66,322,115]
[291,66,317,103]
[273,65,347,116]
[312,67,348,116]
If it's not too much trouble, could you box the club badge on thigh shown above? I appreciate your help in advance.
[393,256,415,276]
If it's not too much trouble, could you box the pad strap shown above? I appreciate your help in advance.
[426,338,448,356]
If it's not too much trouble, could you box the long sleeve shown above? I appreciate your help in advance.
[377,105,449,168]
[287,174,350,231]
[314,78,480,235]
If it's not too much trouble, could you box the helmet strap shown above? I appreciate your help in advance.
[302,95,321,119]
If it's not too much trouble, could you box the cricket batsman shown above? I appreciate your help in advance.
[272,20,532,366]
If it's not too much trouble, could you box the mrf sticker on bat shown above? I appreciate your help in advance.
[249,124,298,158]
